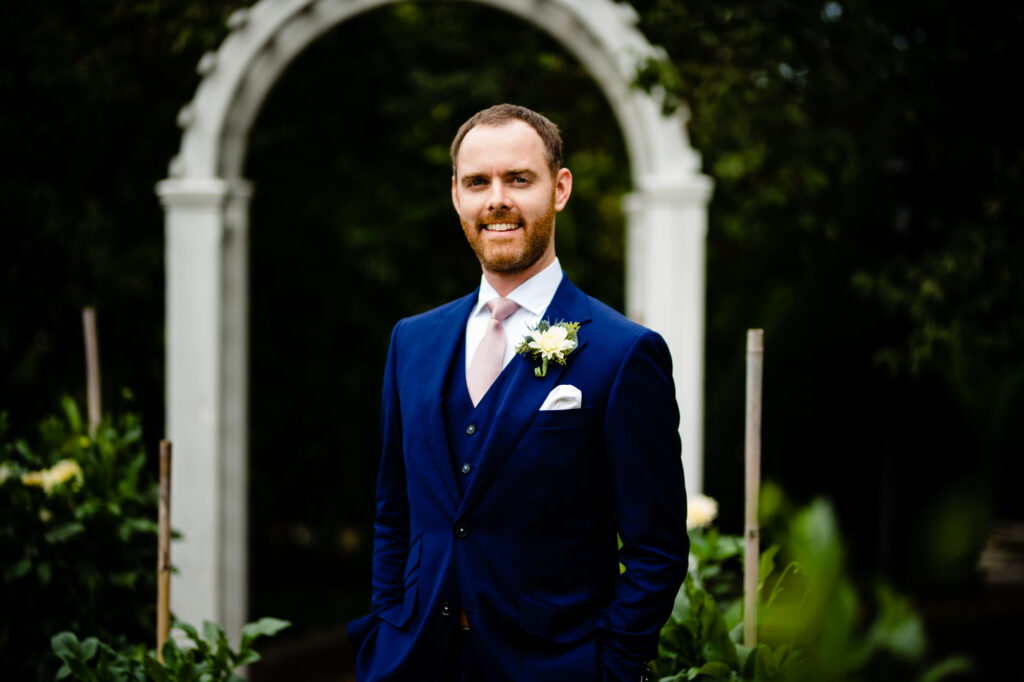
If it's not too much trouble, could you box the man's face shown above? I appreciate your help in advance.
[452,120,572,276]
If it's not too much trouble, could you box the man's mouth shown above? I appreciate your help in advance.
[482,222,521,232]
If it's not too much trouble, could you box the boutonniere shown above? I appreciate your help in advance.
[515,320,581,378]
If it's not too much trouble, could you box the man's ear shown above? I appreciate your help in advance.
[554,167,572,212]
[451,175,460,212]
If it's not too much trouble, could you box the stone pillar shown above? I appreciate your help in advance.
[155,177,249,640]
[625,173,713,499]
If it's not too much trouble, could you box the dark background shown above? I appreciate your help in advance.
[3,0,1022,678]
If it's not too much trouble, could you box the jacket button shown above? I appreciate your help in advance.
[440,601,453,617]
[454,523,469,538]
[460,462,472,474]
[465,424,477,435]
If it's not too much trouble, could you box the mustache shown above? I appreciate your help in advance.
[479,210,522,226]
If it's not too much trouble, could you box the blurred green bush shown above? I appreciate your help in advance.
[50,617,290,681]
[653,488,972,681]
[0,396,159,681]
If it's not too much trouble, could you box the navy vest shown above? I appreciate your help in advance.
[443,334,517,497]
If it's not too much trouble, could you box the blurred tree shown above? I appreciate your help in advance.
[633,0,1023,559]
[632,1,1022,675]
[0,0,244,454]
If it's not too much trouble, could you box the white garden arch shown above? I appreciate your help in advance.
[157,0,712,638]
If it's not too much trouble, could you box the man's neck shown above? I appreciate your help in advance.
[482,251,556,298]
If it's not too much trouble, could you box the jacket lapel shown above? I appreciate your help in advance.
[457,276,592,516]
[412,292,477,509]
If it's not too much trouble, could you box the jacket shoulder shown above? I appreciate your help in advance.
[584,295,663,349]
[393,292,476,333]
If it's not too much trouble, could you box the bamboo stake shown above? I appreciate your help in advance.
[82,307,102,435]
[743,329,764,648]
[157,440,172,661]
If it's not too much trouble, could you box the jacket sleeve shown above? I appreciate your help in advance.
[348,322,410,648]
[599,329,688,681]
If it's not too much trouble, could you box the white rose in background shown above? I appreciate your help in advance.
[687,493,719,530]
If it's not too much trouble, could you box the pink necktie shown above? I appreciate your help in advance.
[467,297,519,406]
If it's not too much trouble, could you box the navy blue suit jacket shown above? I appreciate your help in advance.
[348,276,688,681]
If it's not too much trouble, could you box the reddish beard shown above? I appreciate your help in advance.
[461,201,556,274]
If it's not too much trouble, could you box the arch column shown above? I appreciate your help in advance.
[626,173,713,500]
[156,177,252,639]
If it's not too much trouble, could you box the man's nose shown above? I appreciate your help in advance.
[487,182,510,210]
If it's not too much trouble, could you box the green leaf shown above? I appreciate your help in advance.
[6,557,32,580]
[202,619,223,647]
[51,631,83,661]
[174,620,201,645]
[80,637,99,661]
[757,545,781,591]
[50,632,93,680]
[62,396,84,434]
[240,617,291,649]
[44,521,86,544]
[918,656,973,682]
[143,655,168,682]
[697,661,731,677]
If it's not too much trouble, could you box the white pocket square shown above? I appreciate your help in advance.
[539,384,582,411]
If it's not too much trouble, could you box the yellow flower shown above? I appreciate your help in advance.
[39,508,53,523]
[687,493,719,530]
[20,459,84,495]
[78,435,90,449]
[21,470,46,489]
[528,326,577,360]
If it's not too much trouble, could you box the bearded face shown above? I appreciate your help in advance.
[452,121,572,282]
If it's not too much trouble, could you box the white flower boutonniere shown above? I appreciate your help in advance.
[515,320,581,378]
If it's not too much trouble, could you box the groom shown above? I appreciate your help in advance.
[347,104,688,681]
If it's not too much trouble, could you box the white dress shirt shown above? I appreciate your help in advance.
[464,258,564,374]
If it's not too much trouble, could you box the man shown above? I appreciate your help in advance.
[348,104,687,681]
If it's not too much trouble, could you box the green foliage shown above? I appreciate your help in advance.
[0,396,159,681]
[634,0,1024,374]
[50,617,291,681]
[630,0,1024,593]
[654,497,970,681]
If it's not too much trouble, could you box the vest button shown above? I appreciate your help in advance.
[461,463,472,474]
[465,424,477,435]
[455,523,469,538]
[440,601,453,617]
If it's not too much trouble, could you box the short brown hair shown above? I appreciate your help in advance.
[450,104,563,177]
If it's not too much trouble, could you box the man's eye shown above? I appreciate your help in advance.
[512,176,528,184]
[468,178,486,187]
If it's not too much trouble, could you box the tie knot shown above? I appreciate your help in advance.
[486,297,519,322]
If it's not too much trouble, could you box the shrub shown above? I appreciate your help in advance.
[50,617,291,681]
[0,396,159,681]
[653,491,972,681]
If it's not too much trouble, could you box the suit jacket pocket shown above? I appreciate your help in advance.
[380,582,417,630]
[517,592,601,643]
[530,406,593,430]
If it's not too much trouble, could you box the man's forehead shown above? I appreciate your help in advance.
[456,120,546,173]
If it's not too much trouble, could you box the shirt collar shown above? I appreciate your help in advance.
[473,258,563,318]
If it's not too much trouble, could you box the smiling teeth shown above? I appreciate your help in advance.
[486,223,519,232]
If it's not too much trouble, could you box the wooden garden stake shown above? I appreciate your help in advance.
[157,440,172,661]
[82,307,102,435]
[743,329,764,648]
